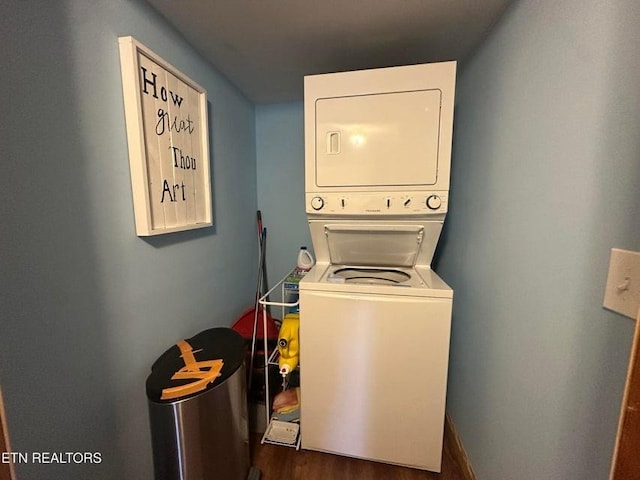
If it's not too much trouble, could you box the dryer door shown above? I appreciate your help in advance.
[315,89,441,188]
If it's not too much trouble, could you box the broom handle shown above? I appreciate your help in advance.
[247,212,265,389]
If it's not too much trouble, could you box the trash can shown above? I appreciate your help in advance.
[146,327,250,480]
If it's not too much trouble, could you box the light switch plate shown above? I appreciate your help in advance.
[603,248,640,319]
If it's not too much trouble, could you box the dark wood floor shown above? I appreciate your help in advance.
[250,428,468,480]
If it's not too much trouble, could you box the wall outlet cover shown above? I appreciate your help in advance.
[603,248,640,319]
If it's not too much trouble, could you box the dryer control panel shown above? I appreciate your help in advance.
[306,192,448,215]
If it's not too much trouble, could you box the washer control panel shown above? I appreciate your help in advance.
[307,192,448,215]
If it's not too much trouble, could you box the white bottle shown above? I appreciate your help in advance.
[297,246,314,271]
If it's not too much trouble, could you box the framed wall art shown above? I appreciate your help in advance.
[118,36,212,236]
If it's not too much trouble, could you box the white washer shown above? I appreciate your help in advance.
[299,220,452,471]
[299,62,456,472]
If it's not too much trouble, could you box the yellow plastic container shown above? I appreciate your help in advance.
[277,313,300,375]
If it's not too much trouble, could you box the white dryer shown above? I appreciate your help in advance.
[299,62,456,472]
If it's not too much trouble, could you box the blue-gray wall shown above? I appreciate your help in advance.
[256,103,312,298]
[437,0,640,479]
[1,1,257,478]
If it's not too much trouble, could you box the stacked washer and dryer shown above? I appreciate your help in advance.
[298,62,456,472]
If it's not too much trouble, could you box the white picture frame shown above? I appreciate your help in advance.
[118,36,212,236]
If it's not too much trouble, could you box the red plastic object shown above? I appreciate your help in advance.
[232,307,278,340]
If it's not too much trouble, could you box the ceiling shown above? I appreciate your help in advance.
[145,0,512,104]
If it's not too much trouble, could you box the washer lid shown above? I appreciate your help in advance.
[324,224,425,268]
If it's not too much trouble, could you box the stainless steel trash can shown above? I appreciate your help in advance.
[146,328,250,480]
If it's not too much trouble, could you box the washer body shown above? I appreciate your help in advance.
[300,263,452,471]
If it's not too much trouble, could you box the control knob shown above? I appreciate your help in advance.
[426,195,442,210]
[310,196,325,211]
